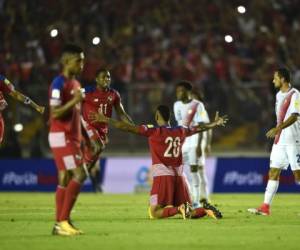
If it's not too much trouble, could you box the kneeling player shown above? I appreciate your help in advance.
[89,105,227,219]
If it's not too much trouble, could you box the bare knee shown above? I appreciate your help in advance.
[268,168,281,180]
[72,167,87,183]
[58,171,71,187]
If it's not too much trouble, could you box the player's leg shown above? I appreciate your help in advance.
[288,145,300,185]
[248,145,287,215]
[89,159,102,192]
[0,115,4,144]
[198,154,209,205]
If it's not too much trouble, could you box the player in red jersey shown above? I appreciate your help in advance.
[0,75,44,144]
[89,105,227,219]
[48,44,86,236]
[81,69,133,191]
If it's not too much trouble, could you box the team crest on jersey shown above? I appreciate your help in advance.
[107,95,113,103]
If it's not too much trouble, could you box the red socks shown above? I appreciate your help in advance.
[162,207,179,218]
[55,186,66,222]
[192,207,206,218]
[59,180,82,221]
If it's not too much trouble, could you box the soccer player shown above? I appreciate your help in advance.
[248,67,300,216]
[173,81,212,208]
[48,44,86,236]
[0,75,44,144]
[89,105,227,219]
[81,69,133,191]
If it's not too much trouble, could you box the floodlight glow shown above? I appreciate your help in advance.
[14,123,23,132]
[92,37,101,45]
[50,29,58,38]
[224,35,233,43]
[237,6,246,14]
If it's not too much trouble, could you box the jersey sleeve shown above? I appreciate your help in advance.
[173,102,183,125]
[0,75,15,93]
[49,76,65,107]
[194,102,209,123]
[289,92,300,115]
[137,124,157,137]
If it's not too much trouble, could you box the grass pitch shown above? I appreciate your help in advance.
[0,193,299,250]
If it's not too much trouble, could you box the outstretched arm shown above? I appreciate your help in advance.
[9,89,44,114]
[114,101,134,124]
[89,111,139,134]
[192,112,228,133]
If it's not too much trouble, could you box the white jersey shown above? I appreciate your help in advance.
[275,87,300,145]
[174,99,209,147]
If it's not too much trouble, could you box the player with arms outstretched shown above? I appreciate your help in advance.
[89,105,227,219]
[0,75,44,144]
[174,81,212,208]
[48,44,86,236]
[248,68,300,216]
[81,69,133,191]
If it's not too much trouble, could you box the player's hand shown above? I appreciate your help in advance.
[73,89,84,103]
[266,127,280,139]
[214,111,228,126]
[88,111,108,123]
[36,105,45,114]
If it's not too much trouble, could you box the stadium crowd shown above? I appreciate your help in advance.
[1,0,300,157]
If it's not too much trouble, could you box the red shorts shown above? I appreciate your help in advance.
[48,132,83,171]
[0,115,4,144]
[83,125,107,165]
[150,175,191,207]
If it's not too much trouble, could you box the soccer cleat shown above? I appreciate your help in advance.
[200,199,210,207]
[247,203,270,216]
[203,203,223,219]
[52,223,73,236]
[178,202,193,220]
[58,221,81,235]
[69,220,84,234]
[178,204,187,220]
[148,207,155,219]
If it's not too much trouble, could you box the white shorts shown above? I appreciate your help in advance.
[182,146,206,166]
[270,144,300,171]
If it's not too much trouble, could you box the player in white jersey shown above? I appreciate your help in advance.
[248,68,300,216]
[174,81,212,208]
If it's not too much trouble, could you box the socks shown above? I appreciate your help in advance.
[199,167,208,201]
[191,172,201,205]
[263,180,279,205]
[55,186,66,222]
[59,179,82,221]
[162,207,179,218]
[192,207,206,218]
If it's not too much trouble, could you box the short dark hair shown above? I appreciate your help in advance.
[156,105,170,121]
[96,69,109,77]
[176,80,193,91]
[62,44,83,55]
[276,67,291,82]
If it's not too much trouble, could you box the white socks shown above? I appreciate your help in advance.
[263,180,279,205]
[191,172,201,206]
[199,167,208,201]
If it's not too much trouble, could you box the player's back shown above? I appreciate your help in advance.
[49,75,82,143]
[139,125,191,167]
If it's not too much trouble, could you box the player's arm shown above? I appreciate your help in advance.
[51,89,83,119]
[266,113,298,139]
[9,89,45,114]
[89,111,139,134]
[114,101,134,124]
[191,112,228,133]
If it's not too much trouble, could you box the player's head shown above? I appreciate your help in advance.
[96,69,111,89]
[273,67,291,88]
[191,89,204,102]
[155,105,171,125]
[176,80,193,101]
[60,44,84,75]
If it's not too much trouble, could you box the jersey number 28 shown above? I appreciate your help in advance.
[164,137,181,158]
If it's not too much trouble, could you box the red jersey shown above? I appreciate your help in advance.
[49,75,82,144]
[0,75,14,113]
[138,125,196,167]
[82,85,121,134]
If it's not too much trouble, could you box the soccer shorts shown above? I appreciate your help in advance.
[48,132,83,171]
[82,126,107,165]
[0,115,4,144]
[270,144,300,171]
[149,175,191,207]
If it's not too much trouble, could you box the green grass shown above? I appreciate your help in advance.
[0,193,299,250]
